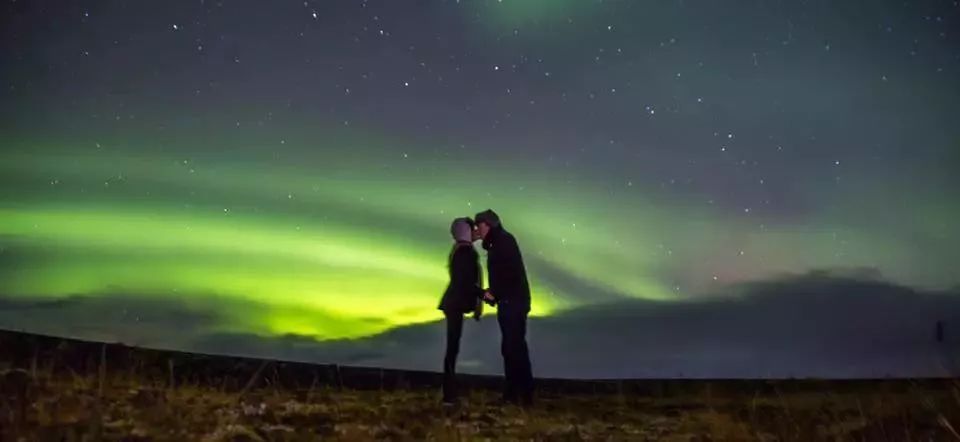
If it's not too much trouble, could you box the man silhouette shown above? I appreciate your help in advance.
[474,209,534,406]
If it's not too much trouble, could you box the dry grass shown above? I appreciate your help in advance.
[2,366,959,441]
[1,331,958,441]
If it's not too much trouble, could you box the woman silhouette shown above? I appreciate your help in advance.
[437,217,485,405]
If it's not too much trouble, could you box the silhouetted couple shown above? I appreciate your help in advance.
[437,209,534,407]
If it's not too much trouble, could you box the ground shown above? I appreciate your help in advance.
[1,330,958,441]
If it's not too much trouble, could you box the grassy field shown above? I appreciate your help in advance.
[1,330,959,441]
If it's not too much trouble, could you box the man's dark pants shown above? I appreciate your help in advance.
[497,303,533,402]
[443,311,464,401]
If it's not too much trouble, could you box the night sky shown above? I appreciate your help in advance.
[1,0,958,377]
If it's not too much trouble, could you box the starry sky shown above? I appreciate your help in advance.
[1,0,959,376]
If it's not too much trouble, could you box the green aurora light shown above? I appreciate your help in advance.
[1,131,956,341]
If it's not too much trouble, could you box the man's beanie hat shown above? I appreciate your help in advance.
[474,209,501,227]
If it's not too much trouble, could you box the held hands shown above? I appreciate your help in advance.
[472,291,495,322]
[472,300,483,321]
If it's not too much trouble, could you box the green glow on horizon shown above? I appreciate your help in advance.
[0,204,564,339]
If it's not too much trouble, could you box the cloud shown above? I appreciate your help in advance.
[523,271,960,378]
[0,293,218,349]
[260,269,960,379]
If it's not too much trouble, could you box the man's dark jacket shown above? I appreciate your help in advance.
[481,224,531,312]
[438,243,484,313]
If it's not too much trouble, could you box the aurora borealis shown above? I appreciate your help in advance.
[1,0,959,376]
